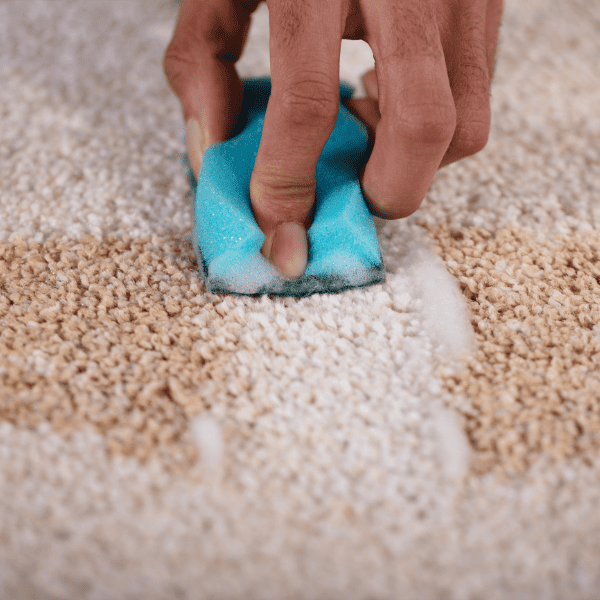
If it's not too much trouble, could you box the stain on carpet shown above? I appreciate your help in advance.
[0,234,247,472]
[428,224,600,476]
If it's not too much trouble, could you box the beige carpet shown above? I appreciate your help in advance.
[2,0,600,598]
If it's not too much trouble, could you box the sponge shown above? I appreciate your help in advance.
[186,77,385,297]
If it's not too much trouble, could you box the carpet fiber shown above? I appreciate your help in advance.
[1,1,600,598]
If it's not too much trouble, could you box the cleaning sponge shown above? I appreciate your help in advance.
[186,77,385,297]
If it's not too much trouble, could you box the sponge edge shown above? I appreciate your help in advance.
[186,77,386,297]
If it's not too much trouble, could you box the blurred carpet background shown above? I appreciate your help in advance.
[1,0,600,598]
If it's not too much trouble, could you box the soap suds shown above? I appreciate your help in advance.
[191,415,224,483]
[433,407,472,481]
[377,223,477,362]
[401,236,476,360]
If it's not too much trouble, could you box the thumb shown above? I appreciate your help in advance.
[164,0,252,177]
[249,0,342,281]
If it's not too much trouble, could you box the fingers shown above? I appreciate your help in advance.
[356,0,500,218]
[164,0,260,177]
[438,0,492,168]
[250,0,345,280]
[361,0,456,219]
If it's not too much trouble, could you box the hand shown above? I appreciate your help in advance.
[164,0,503,280]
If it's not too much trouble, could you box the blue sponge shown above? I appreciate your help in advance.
[186,77,385,297]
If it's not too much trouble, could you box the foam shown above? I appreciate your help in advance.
[191,415,224,484]
[400,233,476,359]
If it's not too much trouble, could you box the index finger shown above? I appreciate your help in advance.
[250,0,345,278]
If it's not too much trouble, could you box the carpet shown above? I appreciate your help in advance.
[1,0,600,598]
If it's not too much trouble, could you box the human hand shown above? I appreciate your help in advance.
[164,0,503,280]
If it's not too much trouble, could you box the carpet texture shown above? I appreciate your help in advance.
[1,1,600,598]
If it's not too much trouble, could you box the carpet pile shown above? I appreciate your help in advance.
[1,0,600,598]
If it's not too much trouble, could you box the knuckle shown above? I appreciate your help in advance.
[279,77,339,128]
[163,20,214,85]
[394,102,457,147]
[163,47,182,85]
[397,199,423,219]
[250,170,315,222]
[391,194,425,218]
[163,37,198,88]
[364,180,425,220]
[451,111,491,158]
[252,169,315,204]
[373,195,424,220]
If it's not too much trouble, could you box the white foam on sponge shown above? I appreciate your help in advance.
[213,249,279,295]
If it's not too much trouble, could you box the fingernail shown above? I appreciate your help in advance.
[186,117,208,178]
[268,222,308,281]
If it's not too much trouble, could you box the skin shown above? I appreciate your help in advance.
[164,0,503,280]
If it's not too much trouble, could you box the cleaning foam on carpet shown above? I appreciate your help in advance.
[185,77,386,297]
